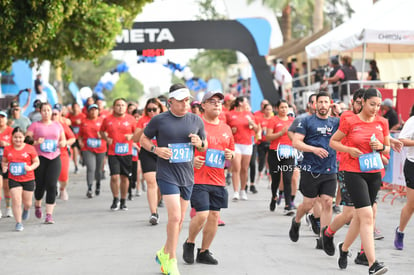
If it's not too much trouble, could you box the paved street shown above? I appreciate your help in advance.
[1,163,413,275]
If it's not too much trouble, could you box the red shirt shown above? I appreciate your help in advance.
[60,122,75,157]
[4,144,37,182]
[137,115,157,146]
[194,118,235,186]
[0,126,13,157]
[100,114,136,156]
[79,117,107,154]
[68,113,86,138]
[268,116,294,150]
[226,110,255,145]
[339,114,389,173]
[99,109,111,120]
[255,115,273,144]
[338,110,355,169]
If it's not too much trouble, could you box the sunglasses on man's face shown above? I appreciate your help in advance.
[147,108,158,112]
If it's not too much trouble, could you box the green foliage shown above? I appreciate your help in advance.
[0,0,151,71]
[196,0,227,20]
[106,73,144,104]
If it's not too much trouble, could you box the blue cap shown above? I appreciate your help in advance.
[53,103,62,112]
[0,111,7,118]
[88,104,98,111]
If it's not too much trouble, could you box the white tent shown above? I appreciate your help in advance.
[306,0,414,60]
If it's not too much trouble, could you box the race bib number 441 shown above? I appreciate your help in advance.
[205,149,225,168]
[40,139,57,153]
[359,152,384,172]
[169,143,193,163]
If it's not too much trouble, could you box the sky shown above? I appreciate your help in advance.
[112,0,374,103]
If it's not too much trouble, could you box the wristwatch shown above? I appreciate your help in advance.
[150,145,156,153]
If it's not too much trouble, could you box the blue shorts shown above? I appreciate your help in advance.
[157,179,193,201]
[190,184,228,212]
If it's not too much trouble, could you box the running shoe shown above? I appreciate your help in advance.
[368,261,388,275]
[232,191,239,202]
[158,199,165,208]
[15,222,24,232]
[128,193,134,201]
[22,209,30,221]
[120,202,128,211]
[283,207,295,216]
[305,213,311,227]
[240,190,248,200]
[218,219,225,226]
[95,182,101,196]
[149,213,159,225]
[290,202,297,209]
[289,216,300,242]
[110,198,120,211]
[308,214,321,235]
[183,240,195,264]
[337,242,348,269]
[74,166,79,174]
[196,249,218,265]
[6,207,13,217]
[35,207,42,219]
[87,190,93,199]
[60,189,69,201]
[394,227,404,250]
[269,198,277,212]
[45,214,55,224]
[249,185,258,194]
[374,228,384,240]
[276,194,284,205]
[155,246,169,274]
[141,181,147,192]
[136,190,142,197]
[225,173,231,186]
[164,258,180,275]
[322,226,335,256]
[333,205,341,214]
[315,237,323,250]
[354,251,369,266]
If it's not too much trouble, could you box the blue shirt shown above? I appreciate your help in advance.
[295,114,339,174]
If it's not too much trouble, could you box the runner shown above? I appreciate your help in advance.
[140,83,206,275]
[26,102,66,224]
[79,104,107,198]
[136,98,166,225]
[394,104,414,250]
[226,96,259,201]
[266,99,295,215]
[2,127,39,231]
[182,91,234,266]
[330,88,389,274]
[100,98,138,211]
[255,103,273,181]
[52,104,76,201]
[67,102,86,174]
[0,111,14,218]
[289,92,339,244]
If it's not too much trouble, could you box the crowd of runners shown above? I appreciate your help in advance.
[0,82,413,275]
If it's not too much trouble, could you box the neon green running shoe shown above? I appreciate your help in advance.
[155,247,169,274]
[164,258,180,275]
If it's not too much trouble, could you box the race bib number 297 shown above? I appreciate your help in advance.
[168,143,193,163]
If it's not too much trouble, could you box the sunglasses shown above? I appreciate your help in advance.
[206,99,223,105]
[12,108,20,111]
[52,113,59,116]
[147,108,158,112]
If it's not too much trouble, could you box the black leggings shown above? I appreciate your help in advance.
[268,150,294,207]
[257,142,269,173]
[344,171,381,209]
[129,161,138,191]
[35,156,61,204]
[249,144,258,183]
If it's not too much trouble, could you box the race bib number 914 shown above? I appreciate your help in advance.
[359,152,384,172]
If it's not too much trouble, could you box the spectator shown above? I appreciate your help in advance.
[381,98,399,130]
[327,56,341,100]
[28,99,42,123]
[325,55,359,100]
[8,101,31,132]
[368,60,380,81]
[273,60,293,104]
[34,74,48,103]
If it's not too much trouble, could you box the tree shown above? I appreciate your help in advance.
[0,0,151,71]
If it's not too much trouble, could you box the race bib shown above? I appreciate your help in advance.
[359,152,384,172]
[132,147,138,157]
[169,143,194,163]
[9,162,26,176]
[87,138,101,148]
[0,147,3,157]
[278,145,294,159]
[72,126,80,134]
[115,143,129,155]
[40,139,57,153]
[205,149,225,168]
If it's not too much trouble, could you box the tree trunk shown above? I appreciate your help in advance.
[313,0,324,33]
[282,4,291,42]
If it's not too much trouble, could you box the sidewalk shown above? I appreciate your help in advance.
[0,164,413,274]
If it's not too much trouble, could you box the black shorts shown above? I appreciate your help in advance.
[139,147,157,173]
[338,170,353,207]
[404,159,414,189]
[8,179,35,191]
[190,184,228,211]
[108,155,132,177]
[299,170,337,198]
[71,139,81,150]
[344,172,381,209]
